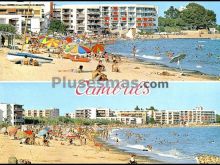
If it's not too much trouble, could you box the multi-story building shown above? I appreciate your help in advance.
[25,108,59,118]
[0,103,24,125]
[0,2,53,34]
[65,112,75,118]
[154,110,180,124]
[75,108,114,119]
[154,107,216,125]
[179,106,216,124]
[74,108,143,124]
[115,110,148,124]
[98,116,143,125]
[55,4,158,34]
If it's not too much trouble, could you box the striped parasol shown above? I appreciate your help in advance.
[70,45,91,55]
[91,44,105,54]
[45,38,61,48]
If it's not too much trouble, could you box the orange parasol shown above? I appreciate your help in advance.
[65,37,73,44]
[91,44,105,54]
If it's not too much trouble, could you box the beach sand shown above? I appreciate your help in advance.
[0,48,216,81]
[0,134,155,164]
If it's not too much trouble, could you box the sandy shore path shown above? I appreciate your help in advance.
[0,48,216,81]
[0,134,134,163]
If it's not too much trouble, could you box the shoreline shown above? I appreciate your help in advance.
[116,53,218,81]
[0,46,217,81]
[101,126,220,164]
[95,135,163,164]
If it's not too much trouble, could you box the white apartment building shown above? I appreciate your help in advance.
[98,116,143,125]
[0,2,52,33]
[74,108,144,124]
[0,103,24,125]
[54,4,158,34]
[75,108,113,119]
[180,106,216,124]
[154,107,216,125]
[154,110,180,125]
[65,112,75,118]
[25,108,60,118]
[0,15,24,34]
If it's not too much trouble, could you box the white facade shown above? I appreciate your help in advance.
[154,107,216,125]
[65,112,75,118]
[0,103,24,125]
[0,2,51,33]
[97,116,143,125]
[30,17,41,33]
[25,108,60,118]
[0,15,24,34]
[55,4,158,34]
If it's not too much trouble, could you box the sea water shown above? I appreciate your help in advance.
[105,39,220,76]
[106,127,220,163]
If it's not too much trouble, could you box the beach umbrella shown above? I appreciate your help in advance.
[24,130,33,136]
[65,37,73,44]
[45,38,61,48]
[40,36,49,44]
[70,45,91,55]
[91,44,105,54]
[15,130,26,139]
[170,53,186,73]
[38,129,48,136]
[44,127,50,131]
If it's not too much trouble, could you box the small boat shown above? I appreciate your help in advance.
[63,54,91,62]
[7,52,53,63]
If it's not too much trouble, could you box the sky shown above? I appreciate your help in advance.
[55,1,220,24]
[0,82,219,115]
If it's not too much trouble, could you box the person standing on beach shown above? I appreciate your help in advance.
[132,46,136,58]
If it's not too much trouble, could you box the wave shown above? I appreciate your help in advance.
[126,144,146,150]
[198,41,206,43]
[196,65,203,68]
[142,55,162,60]
[154,149,182,159]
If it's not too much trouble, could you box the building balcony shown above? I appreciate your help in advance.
[128,10,135,13]
[87,17,100,20]
[77,23,85,27]
[87,22,101,26]
[77,17,85,20]
[77,14,85,17]
[63,17,70,20]
[62,12,70,15]
[87,12,100,15]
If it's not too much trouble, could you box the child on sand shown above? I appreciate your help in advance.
[129,154,137,164]
[112,60,120,72]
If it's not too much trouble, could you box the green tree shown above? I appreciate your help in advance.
[216,114,220,123]
[49,20,67,34]
[0,24,16,33]
[181,3,216,29]
[164,6,180,19]
[149,117,155,124]
[134,106,140,111]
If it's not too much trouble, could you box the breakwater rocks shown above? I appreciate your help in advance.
[197,154,220,164]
